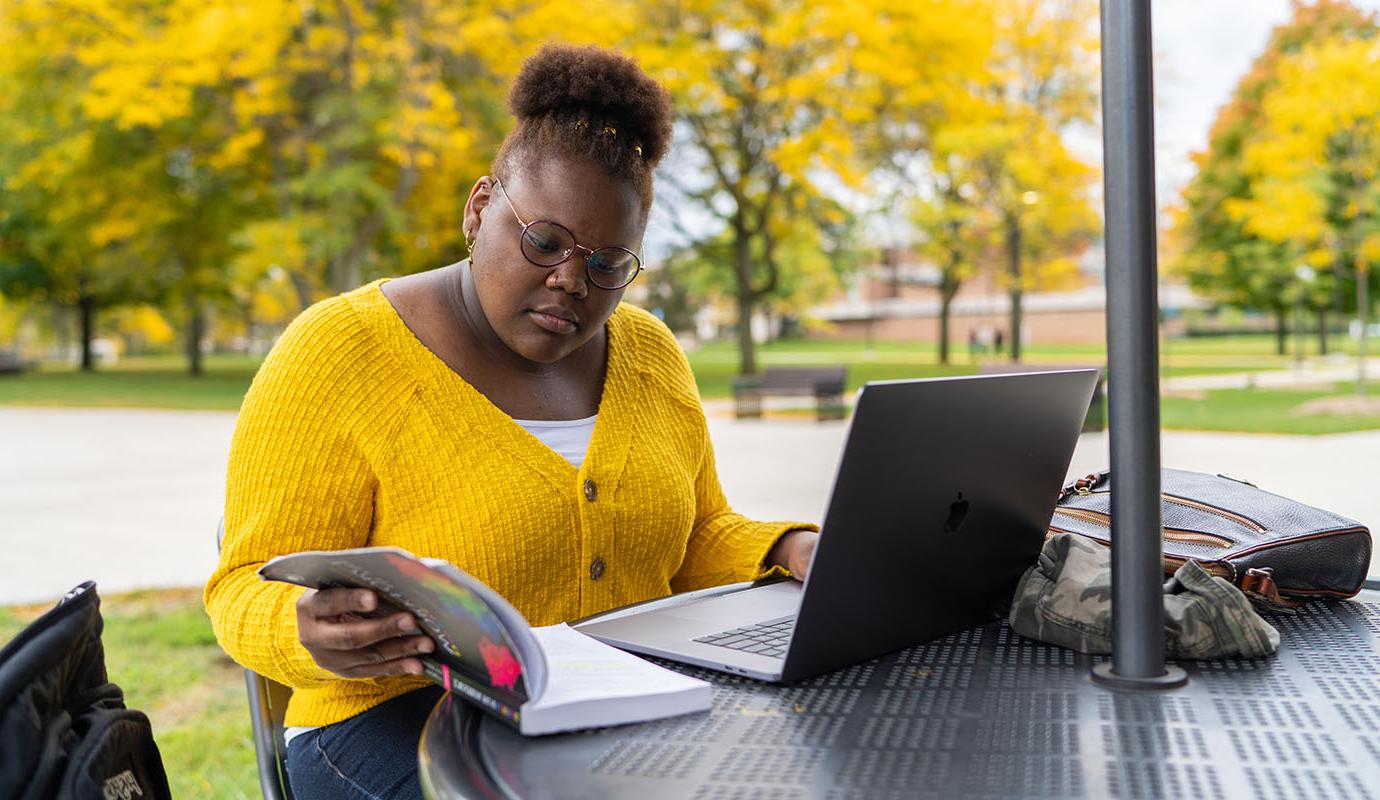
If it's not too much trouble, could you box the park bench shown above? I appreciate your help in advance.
[732,366,848,421]
[0,350,29,375]
[980,363,1106,432]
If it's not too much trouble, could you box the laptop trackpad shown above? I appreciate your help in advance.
[664,580,803,624]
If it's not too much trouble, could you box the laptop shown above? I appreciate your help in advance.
[573,369,1099,683]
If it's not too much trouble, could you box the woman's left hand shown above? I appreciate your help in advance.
[768,529,819,581]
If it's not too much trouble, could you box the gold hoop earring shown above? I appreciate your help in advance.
[464,229,474,254]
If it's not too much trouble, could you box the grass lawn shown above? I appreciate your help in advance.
[0,354,259,411]
[1161,382,1380,435]
[0,589,257,799]
[3,335,1377,434]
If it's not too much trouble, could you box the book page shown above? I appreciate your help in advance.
[522,624,710,733]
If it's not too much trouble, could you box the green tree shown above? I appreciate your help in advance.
[0,3,158,369]
[1236,27,1380,387]
[1174,1,1376,356]
[629,0,990,374]
[973,0,1100,362]
[911,147,991,365]
[0,0,518,373]
[884,0,1097,365]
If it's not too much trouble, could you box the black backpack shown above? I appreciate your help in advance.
[0,582,172,800]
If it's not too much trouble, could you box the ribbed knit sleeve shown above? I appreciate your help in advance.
[204,294,408,690]
[670,425,816,592]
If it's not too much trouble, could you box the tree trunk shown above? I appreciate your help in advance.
[734,225,757,376]
[186,296,205,377]
[78,294,96,372]
[52,303,72,363]
[1273,305,1287,356]
[736,287,756,377]
[290,271,316,311]
[1359,260,1370,396]
[243,303,256,356]
[937,272,961,366]
[331,250,362,296]
[1005,212,1023,362]
[1316,306,1328,356]
[887,246,901,298]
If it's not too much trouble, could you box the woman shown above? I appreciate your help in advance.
[205,44,818,799]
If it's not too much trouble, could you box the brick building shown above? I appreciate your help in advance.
[807,253,1203,346]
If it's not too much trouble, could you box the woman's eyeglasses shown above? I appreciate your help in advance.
[493,179,643,290]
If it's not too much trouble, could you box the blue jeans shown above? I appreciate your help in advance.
[285,686,445,800]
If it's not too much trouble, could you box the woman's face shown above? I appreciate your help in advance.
[461,158,644,365]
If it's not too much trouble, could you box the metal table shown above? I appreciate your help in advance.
[420,589,1380,800]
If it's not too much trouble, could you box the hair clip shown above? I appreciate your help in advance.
[633,144,643,157]
[574,118,589,130]
[602,125,617,138]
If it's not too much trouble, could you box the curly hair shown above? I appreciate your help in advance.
[493,44,673,212]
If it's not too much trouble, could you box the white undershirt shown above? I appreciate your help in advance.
[511,413,598,468]
[282,413,598,748]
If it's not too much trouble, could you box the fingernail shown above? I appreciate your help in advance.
[358,592,375,611]
[407,661,423,675]
[398,616,415,632]
[418,638,434,653]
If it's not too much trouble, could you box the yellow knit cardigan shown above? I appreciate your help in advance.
[205,280,811,727]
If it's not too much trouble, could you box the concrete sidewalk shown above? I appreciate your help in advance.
[2,406,1377,605]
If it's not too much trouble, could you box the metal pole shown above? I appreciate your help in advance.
[1092,0,1186,690]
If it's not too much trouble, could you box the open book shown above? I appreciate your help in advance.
[259,547,711,735]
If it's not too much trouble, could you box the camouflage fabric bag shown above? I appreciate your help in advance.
[1009,533,1280,658]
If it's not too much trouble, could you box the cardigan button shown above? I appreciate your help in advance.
[583,479,598,502]
[589,557,606,581]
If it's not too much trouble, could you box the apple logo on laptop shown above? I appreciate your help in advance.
[944,492,970,533]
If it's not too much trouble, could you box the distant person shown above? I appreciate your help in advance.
[205,45,819,800]
[994,328,1005,355]
[968,328,980,363]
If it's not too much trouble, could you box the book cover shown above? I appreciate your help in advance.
[259,547,542,725]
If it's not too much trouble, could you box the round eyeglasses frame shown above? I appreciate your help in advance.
[492,179,643,290]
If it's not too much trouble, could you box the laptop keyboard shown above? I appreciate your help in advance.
[692,616,795,658]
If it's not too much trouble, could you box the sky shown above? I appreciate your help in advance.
[1152,0,1380,199]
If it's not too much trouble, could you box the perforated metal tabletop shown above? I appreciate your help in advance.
[419,589,1380,800]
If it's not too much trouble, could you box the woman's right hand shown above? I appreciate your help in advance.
[297,588,436,679]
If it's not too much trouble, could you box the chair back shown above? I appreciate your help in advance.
[245,669,295,800]
[217,517,294,800]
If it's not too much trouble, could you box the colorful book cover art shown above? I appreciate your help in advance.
[380,553,529,704]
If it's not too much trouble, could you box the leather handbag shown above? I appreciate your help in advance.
[1048,468,1373,608]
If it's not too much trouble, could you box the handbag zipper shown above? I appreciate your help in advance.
[1057,491,1266,533]
[1160,493,1266,532]
[1050,508,1235,547]
[1046,525,1237,578]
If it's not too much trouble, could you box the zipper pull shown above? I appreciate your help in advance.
[1075,473,1101,496]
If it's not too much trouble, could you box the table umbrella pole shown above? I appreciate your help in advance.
[1092,0,1187,690]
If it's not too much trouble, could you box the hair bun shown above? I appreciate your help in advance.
[508,44,673,167]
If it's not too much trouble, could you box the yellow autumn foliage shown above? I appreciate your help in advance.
[1234,33,1380,253]
[1,0,1103,373]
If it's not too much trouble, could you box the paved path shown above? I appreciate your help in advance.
[2,406,1377,605]
[1159,356,1380,391]
[1,408,236,605]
